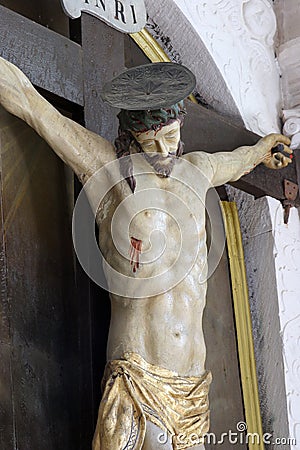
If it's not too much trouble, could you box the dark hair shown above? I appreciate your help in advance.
[114,116,185,193]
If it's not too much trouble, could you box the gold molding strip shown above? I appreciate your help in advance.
[130,28,170,63]
[130,29,197,104]
[220,201,264,450]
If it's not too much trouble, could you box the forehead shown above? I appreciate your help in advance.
[132,120,180,141]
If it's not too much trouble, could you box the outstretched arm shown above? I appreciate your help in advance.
[0,57,116,183]
[202,133,292,187]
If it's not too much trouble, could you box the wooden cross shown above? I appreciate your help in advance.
[1,5,298,205]
[0,5,297,449]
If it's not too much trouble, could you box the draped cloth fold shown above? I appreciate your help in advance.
[92,353,212,450]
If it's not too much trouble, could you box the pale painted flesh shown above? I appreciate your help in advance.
[0,57,292,450]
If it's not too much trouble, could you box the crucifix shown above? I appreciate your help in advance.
[0,55,292,449]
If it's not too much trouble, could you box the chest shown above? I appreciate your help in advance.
[98,168,208,260]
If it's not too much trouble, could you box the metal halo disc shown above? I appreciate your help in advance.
[100,62,196,110]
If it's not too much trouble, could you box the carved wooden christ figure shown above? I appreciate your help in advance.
[0,58,292,450]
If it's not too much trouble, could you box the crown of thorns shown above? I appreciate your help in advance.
[117,101,186,133]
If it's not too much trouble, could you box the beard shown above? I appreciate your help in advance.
[142,152,177,177]
[115,130,184,192]
[141,140,184,177]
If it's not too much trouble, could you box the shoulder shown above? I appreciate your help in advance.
[180,151,215,185]
[183,151,214,172]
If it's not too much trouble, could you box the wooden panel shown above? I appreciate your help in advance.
[0,166,9,344]
[0,107,86,449]
[295,147,300,196]
[184,101,300,205]
[0,0,69,37]
[231,164,299,204]
[204,199,246,449]
[81,14,125,140]
[0,108,14,449]
[0,5,83,105]
[183,101,258,152]
[81,16,125,419]
[0,344,14,449]
[124,34,150,68]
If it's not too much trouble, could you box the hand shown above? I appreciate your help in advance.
[0,56,35,121]
[259,133,293,169]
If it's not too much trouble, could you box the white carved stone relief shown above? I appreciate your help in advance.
[242,0,277,46]
[277,38,300,149]
[172,0,281,135]
[268,197,300,449]
[282,109,300,149]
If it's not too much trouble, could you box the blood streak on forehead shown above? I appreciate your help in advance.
[134,120,180,140]
[117,101,186,134]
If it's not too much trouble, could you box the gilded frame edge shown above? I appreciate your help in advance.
[220,201,264,450]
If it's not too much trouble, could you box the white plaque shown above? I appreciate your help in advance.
[60,0,147,33]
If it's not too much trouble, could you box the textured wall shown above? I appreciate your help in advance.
[171,0,281,136]
[226,187,290,448]
[144,0,244,124]
[274,0,300,149]
[268,198,300,449]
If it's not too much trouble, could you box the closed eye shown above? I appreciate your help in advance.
[142,140,155,147]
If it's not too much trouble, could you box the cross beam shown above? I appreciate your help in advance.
[0,5,298,205]
[183,102,299,205]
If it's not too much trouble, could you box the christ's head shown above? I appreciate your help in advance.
[115,102,186,191]
[131,120,181,157]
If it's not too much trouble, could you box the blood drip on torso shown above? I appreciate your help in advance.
[130,237,142,273]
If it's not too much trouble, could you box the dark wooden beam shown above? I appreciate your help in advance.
[81,14,125,141]
[0,107,81,449]
[183,101,299,205]
[183,101,258,151]
[296,147,300,199]
[0,7,297,205]
[0,5,83,105]
[80,16,125,422]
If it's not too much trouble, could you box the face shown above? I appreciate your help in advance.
[131,121,181,157]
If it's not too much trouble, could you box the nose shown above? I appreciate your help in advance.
[156,139,169,157]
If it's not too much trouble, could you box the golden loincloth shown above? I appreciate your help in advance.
[92,352,212,450]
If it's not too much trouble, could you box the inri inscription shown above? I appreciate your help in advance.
[60,0,146,32]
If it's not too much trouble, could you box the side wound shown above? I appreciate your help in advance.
[130,237,142,273]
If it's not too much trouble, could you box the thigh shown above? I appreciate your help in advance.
[142,421,205,450]
[142,421,172,450]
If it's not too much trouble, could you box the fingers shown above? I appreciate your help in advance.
[261,133,294,170]
[272,143,293,156]
[272,152,292,168]
[282,144,293,155]
[278,134,291,146]
[279,144,293,163]
[265,133,291,146]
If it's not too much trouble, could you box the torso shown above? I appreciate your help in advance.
[94,153,213,376]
